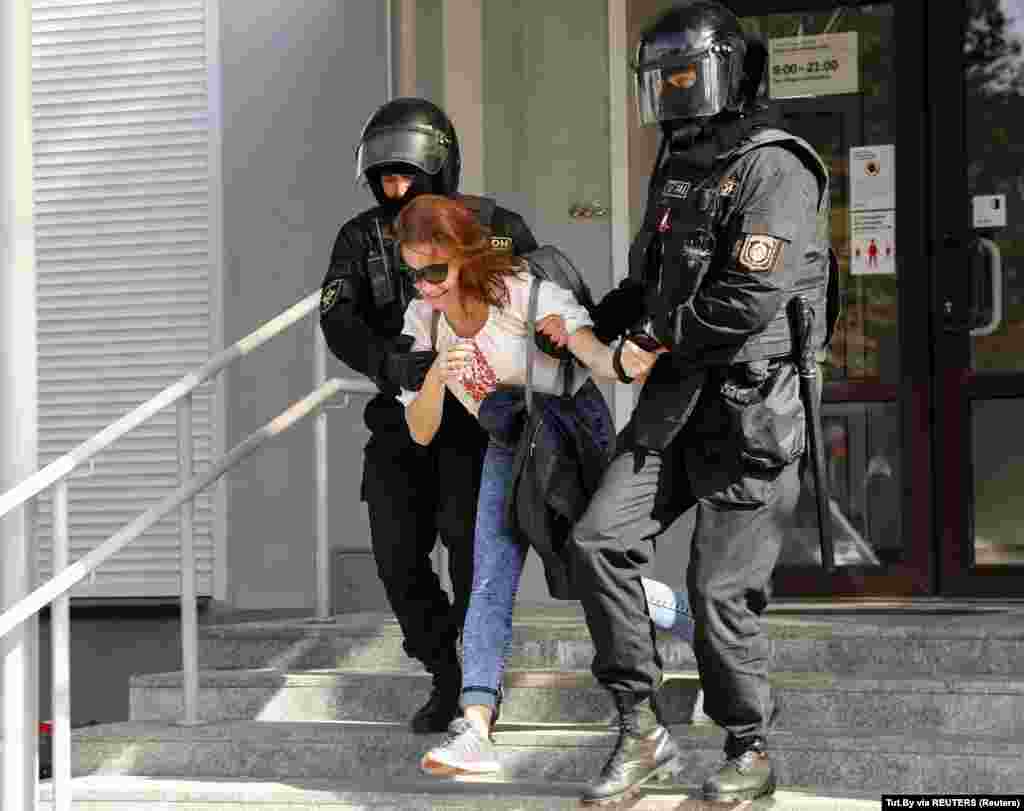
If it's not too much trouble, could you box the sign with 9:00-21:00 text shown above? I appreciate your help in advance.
[768,31,859,99]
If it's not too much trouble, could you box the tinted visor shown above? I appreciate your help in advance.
[356,125,449,179]
[641,26,714,64]
[635,50,736,125]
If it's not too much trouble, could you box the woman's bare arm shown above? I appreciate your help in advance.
[404,340,475,445]
[404,360,447,445]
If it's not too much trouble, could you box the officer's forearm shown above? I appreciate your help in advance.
[320,306,393,383]
[567,327,619,381]
[671,276,785,357]
[404,364,446,445]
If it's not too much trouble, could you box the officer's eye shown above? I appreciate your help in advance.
[665,65,698,89]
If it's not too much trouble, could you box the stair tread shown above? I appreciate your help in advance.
[133,666,1024,692]
[199,605,1024,637]
[73,718,1024,753]
[38,775,885,810]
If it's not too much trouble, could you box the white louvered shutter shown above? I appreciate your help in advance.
[31,0,217,598]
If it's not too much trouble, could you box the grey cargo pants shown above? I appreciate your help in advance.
[571,399,801,745]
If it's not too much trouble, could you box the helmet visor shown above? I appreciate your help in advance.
[356,125,449,179]
[635,50,736,125]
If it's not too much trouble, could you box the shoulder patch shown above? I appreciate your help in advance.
[719,176,738,197]
[490,235,513,252]
[320,279,342,314]
[734,234,784,272]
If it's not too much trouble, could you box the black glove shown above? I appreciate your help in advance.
[534,331,572,361]
[383,350,437,391]
[592,279,648,344]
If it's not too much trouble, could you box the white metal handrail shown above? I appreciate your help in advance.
[0,291,323,523]
[0,290,379,811]
[0,382,344,640]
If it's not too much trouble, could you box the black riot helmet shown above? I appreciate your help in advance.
[355,98,462,207]
[634,1,749,127]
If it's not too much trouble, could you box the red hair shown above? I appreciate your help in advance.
[394,194,523,308]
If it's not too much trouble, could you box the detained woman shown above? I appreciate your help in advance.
[392,195,693,776]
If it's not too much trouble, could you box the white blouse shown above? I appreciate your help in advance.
[397,271,593,418]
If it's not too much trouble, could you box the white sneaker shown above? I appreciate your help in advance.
[420,718,501,776]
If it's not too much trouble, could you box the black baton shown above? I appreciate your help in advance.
[787,295,835,573]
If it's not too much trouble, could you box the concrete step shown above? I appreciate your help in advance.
[131,667,1024,738]
[197,606,1024,677]
[38,775,885,810]
[71,719,1024,795]
[130,669,705,726]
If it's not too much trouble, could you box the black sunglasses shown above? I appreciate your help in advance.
[397,252,451,285]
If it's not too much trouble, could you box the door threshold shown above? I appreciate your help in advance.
[768,596,1024,613]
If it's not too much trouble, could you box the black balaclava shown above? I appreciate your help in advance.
[365,163,436,219]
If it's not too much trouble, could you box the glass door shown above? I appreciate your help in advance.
[931,0,1024,596]
[729,0,933,596]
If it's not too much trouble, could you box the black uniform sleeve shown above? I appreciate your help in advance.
[670,147,819,364]
[318,221,395,387]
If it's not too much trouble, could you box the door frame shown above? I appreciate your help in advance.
[930,0,1024,596]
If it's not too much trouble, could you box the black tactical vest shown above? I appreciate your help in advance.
[630,128,832,362]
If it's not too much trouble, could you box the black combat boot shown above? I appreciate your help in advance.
[702,735,775,801]
[410,659,462,734]
[580,691,679,805]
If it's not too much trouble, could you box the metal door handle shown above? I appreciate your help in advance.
[969,237,1003,337]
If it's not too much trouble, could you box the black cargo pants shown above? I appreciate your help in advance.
[572,361,804,745]
[361,391,488,674]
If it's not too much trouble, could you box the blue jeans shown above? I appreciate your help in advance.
[460,441,694,711]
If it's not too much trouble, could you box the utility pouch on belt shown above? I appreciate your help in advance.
[718,362,805,471]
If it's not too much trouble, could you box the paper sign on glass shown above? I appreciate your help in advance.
[769,32,859,99]
[851,210,896,276]
[850,145,895,213]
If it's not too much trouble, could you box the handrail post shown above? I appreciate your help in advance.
[2,0,40,806]
[314,328,330,619]
[177,395,199,726]
[51,481,71,811]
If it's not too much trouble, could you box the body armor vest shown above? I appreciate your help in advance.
[629,127,832,363]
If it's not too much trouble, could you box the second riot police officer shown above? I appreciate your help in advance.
[319,98,537,734]
[576,1,834,804]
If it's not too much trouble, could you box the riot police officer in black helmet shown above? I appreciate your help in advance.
[577,1,834,804]
[319,98,537,734]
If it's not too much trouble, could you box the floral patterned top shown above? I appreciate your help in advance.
[397,271,593,418]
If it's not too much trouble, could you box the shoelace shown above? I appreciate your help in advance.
[721,749,761,774]
[599,712,643,777]
[438,717,475,748]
